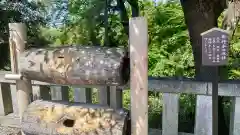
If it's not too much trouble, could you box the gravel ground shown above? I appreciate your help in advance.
[0,126,21,135]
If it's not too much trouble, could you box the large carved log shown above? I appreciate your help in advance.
[21,100,129,135]
[18,46,130,86]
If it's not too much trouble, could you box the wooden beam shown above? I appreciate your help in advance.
[9,23,33,135]
[0,83,13,116]
[1,71,240,97]
[18,46,130,86]
[5,74,23,80]
[0,113,20,128]
[130,17,148,135]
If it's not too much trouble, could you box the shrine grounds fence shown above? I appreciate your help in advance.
[0,72,240,135]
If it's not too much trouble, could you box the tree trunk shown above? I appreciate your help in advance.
[180,0,228,134]
[21,100,129,135]
[18,46,130,86]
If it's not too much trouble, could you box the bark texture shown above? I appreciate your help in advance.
[18,45,130,86]
[21,100,129,135]
[180,0,228,134]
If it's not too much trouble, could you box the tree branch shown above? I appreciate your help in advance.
[117,0,129,36]
[126,0,139,17]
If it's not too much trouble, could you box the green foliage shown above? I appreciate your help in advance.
[218,11,240,79]
[40,0,195,77]
[34,1,211,131]
[229,31,240,79]
[147,2,194,77]
[0,0,239,132]
[0,0,49,70]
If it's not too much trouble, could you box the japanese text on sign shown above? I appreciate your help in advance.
[201,28,229,66]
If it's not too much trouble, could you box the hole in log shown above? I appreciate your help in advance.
[58,56,64,59]
[121,55,130,84]
[63,119,75,127]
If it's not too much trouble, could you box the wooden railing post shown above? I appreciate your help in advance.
[162,93,179,135]
[0,83,13,115]
[10,84,19,114]
[98,86,110,105]
[32,85,40,101]
[129,17,148,135]
[229,96,240,135]
[50,86,69,101]
[110,86,123,109]
[194,95,212,135]
[73,87,92,103]
[9,23,32,135]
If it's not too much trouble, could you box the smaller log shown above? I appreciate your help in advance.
[18,45,130,86]
[21,100,129,135]
[5,74,23,80]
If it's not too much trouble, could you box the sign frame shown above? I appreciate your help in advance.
[201,27,229,66]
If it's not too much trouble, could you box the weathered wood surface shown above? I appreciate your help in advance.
[162,93,179,135]
[21,100,129,135]
[0,113,20,128]
[229,97,240,135]
[1,71,240,96]
[98,86,110,105]
[73,87,92,103]
[109,86,122,109]
[194,95,212,135]
[10,84,19,114]
[0,83,13,115]
[9,24,33,135]
[18,46,130,86]
[130,17,148,135]
[51,86,69,101]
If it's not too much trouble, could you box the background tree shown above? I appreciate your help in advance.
[179,0,237,134]
[0,0,49,70]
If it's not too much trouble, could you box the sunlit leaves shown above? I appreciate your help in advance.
[0,0,48,69]
[146,2,194,77]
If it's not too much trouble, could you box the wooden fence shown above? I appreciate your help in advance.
[0,72,240,135]
[1,17,240,135]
